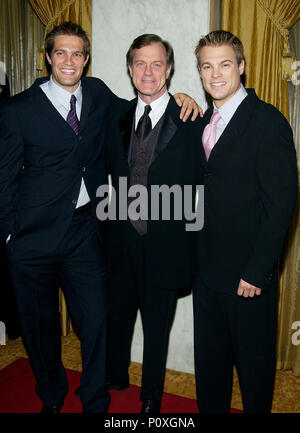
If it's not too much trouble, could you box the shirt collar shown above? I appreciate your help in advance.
[48,76,82,110]
[136,90,170,118]
[213,84,248,124]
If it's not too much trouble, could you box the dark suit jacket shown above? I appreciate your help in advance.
[0,76,115,252]
[105,95,204,290]
[197,88,298,294]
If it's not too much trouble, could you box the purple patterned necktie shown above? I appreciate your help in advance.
[202,110,221,160]
[67,94,79,135]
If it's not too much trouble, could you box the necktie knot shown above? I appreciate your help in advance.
[210,110,221,125]
[70,94,77,109]
[202,110,222,160]
[144,104,152,116]
[67,94,79,135]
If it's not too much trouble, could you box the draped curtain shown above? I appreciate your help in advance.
[222,0,300,121]
[209,0,222,31]
[222,0,300,375]
[0,0,44,96]
[28,0,92,335]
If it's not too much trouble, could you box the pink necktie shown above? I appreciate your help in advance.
[202,110,221,160]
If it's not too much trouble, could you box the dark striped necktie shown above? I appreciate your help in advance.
[136,104,152,141]
[67,94,79,134]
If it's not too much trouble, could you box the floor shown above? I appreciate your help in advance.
[1,332,300,413]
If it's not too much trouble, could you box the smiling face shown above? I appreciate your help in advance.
[128,42,172,104]
[198,44,244,108]
[45,34,89,93]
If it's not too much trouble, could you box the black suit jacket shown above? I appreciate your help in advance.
[0,76,115,252]
[105,95,204,290]
[197,88,298,294]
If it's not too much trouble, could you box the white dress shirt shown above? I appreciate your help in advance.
[135,91,170,130]
[40,76,90,208]
[213,84,248,143]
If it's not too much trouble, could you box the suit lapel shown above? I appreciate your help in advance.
[150,96,178,166]
[201,106,213,166]
[27,78,74,135]
[118,100,136,162]
[117,95,179,167]
[79,78,92,132]
[206,89,261,164]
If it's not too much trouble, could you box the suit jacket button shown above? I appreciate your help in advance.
[78,135,82,140]
[72,199,77,204]
[82,167,86,172]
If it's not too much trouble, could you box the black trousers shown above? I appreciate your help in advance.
[193,280,277,413]
[7,209,109,413]
[0,239,21,339]
[106,223,178,402]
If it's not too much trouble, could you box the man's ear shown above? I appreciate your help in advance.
[45,52,52,66]
[128,65,133,79]
[84,55,90,67]
[198,65,202,78]
[239,59,245,76]
[166,64,172,80]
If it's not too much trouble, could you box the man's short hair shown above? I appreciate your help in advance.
[45,21,90,60]
[126,34,174,68]
[195,30,245,66]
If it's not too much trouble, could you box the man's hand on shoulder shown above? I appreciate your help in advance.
[237,278,262,298]
[174,93,203,122]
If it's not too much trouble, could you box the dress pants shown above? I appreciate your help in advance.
[106,222,178,402]
[193,280,277,413]
[0,239,21,339]
[7,209,109,413]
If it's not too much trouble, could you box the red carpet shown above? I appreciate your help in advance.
[0,358,242,413]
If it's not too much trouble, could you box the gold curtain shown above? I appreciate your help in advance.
[29,0,92,335]
[277,20,300,376]
[209,0,222,31]
[0,0,44,95]
[222,0,300,375]
[222,0,300,121]
[29,0,92,76]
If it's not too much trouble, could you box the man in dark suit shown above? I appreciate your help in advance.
[193,30,298,413]
[104,34,203,413]
[0,22,113,413]
[0,22,200,413]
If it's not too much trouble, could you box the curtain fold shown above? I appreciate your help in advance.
[0,0,44,96]
[29,0,92,335]
[209,0,222,31]
[222,0,300,375]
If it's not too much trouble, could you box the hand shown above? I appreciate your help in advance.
[173,93,203,122]
[237,279,262,298]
